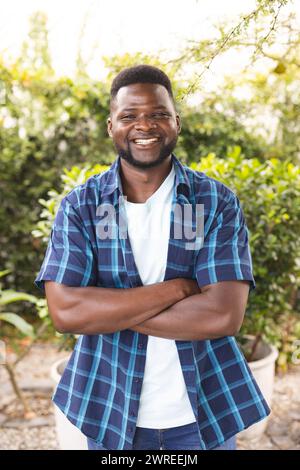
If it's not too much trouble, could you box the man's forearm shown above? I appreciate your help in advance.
[130,281,250,340]
[130,293,235,340]
[45,278,199,335]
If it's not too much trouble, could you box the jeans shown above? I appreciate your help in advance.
[87,421,236,450]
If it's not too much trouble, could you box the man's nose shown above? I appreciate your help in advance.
[134,116,157,130]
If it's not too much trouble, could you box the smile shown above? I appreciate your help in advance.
[132,138,160,146]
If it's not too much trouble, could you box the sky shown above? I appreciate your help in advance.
[0,0,298,87]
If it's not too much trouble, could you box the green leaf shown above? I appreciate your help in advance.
[0,270,11,279]
[0,290,38,306]
[0,313,35,337]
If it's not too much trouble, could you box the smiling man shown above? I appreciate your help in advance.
[35,65,270,451]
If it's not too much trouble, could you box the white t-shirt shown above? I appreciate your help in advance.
[124,164,196,428]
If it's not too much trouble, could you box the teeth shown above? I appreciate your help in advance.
[134,138,158,145]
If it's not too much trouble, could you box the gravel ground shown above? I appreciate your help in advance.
[0,343,299,450]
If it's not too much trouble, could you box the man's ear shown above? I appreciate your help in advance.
[107,117,113,138]
[176,114,181,134]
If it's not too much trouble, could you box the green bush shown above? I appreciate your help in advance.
[0,59,114,295]
[34,149,300,368]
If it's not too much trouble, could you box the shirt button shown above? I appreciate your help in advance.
[134,378,140,382]
[128,426,134,433]
[138,343,143,349]
[129,411,136,417]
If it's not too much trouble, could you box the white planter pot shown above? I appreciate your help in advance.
[51,357,88,450]
[238,338,278,441]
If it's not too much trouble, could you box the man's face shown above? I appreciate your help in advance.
[107,83,181,169]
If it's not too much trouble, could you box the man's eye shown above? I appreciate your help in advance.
[152,113,170,119]
[120,115,135,120]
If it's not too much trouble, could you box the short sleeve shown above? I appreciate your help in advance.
[34,196,97,292]
[195,192,255,291]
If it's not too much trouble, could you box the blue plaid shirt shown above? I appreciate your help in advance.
[35,154,270,450]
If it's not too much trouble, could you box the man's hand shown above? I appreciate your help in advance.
[179,278,201,297]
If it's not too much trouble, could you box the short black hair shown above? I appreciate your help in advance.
[110,64,175,105]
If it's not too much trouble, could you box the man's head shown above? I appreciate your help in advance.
[107,65,181,169]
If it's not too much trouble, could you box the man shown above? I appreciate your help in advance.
[35,65,270,451]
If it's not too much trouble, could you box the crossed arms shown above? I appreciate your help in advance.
[44,279,250,341]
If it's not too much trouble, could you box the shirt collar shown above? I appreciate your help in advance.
[172,154,191,201]
[101,154,191,203]
[101,157,121,198]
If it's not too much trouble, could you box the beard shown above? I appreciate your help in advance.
[114,136,178,169]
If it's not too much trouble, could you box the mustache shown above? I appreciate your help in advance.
[115,136,178,169]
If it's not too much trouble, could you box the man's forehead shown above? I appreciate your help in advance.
[113,83,171,108]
